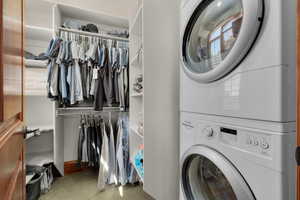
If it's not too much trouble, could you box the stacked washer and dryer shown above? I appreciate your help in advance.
[180,0,297,199]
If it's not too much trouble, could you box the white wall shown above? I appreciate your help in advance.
[143,0,180,199]
[25,96,54,127]
[25,96,54,155]
[62,116,81,162]
[26,0,53,28]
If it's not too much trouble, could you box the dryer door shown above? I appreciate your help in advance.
[181,0,264,83]
[181,145,255,200]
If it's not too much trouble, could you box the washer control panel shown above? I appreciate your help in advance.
[181,112,274,158]
[198,124,272,156]
[246,134,271,152]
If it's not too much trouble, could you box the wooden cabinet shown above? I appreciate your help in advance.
[0,122,25,200]
[0,0,24,122]
[0,0,25,199]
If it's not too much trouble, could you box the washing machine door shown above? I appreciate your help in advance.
[182,0,264,83]
[181,145,255,200]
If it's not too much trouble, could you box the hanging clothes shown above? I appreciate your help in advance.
[46,34,129,111]
[107,118,117,185]
[98,119,109,191]
[77,113,136,190]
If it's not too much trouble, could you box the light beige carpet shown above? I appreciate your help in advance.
[40,169,153,200]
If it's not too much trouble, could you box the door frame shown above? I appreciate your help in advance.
[297,0,300,199]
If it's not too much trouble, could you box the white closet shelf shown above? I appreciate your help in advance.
[25,59,48,68]
[131,92,143,97]
[26,151,53,166]
[26,25,53,41]
[130,125,144,139]
[25,125,54,140]
[56,106,121,111]
[57,3,129,29]
[27,125,54,132]
[130,5,143,35]
[58,27,129,42]
[56,107,123,116]
[130,51,143,66]
[131,44,143,61]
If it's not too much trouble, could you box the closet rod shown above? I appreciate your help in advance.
[56,111,128,116]
[58,27,129,42]
[56,107,128,116]
[56,107,120,111]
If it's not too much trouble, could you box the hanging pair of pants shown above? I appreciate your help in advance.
[77,123,85,165]
[94,68,106,111]
[118,66,127,111]
[103,65,114,106]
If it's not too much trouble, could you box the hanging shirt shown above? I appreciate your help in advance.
[108,120,117,185]
[98,121,109,191]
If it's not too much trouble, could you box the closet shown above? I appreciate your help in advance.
[52,3,130,176]
[24,0,137,192]
[23,0,180,199]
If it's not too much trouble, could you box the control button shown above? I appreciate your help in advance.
[203,127,214,137]
[246,137,253,145]
[253,139,259,146]
[260,140,270,150]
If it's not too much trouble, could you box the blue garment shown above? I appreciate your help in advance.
[46,38,62,98]
[98,45,105,67]
[60,63,68,99]
[116,116,131,185]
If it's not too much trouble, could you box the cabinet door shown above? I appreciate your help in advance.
[0,122,25,200]
[0,0,25,199]
[0,0,24,122]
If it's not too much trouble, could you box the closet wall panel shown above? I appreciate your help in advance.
[143,0,180,199]
[63,116,80,162]
[54,114,64,175]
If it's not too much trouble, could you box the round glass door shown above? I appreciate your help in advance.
[181,146,255,200]
[182,0,263,82]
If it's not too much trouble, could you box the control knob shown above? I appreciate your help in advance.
[260,140,270,150]
[203,127,214,138]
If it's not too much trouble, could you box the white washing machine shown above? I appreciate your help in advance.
[180,0,296,122]
[180,112,296,200]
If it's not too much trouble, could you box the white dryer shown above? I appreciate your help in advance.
[180,0,296,122]
[180,112,296,200]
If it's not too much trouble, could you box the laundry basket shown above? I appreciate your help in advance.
[26,166,45,200]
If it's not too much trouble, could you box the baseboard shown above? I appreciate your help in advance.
[64,160,89,175]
